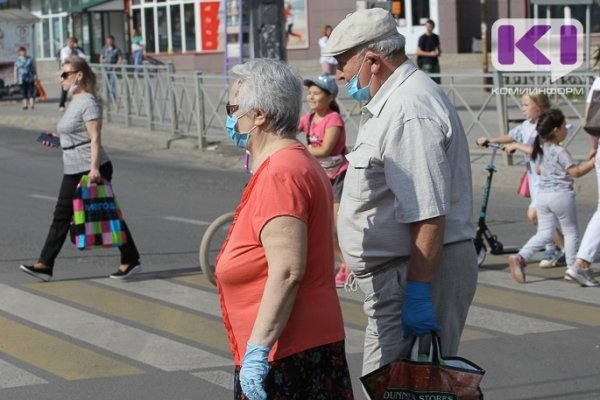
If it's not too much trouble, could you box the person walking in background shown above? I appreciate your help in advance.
[100,35,123,100]
[507,109,597,286]
[14,46,36,110]
[319,25,337,75]
[476,92,566,268]
[322,8,478,376]
[58,37,87,111]
[416,19,441,84]
[131,28,144,67]
[573,47,600,285]
[217,59,353,400]
[19,56,141,282]
[298,74,349,288]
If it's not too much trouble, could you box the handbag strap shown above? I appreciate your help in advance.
[306,112,315,145]
[409,333,443,364]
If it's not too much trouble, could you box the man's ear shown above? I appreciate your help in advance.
[365,51,381,74]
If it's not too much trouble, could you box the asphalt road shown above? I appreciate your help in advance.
[1,124,600,400]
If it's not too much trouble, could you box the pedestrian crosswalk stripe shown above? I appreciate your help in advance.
[0,357,47,389]
[94,277,222,320]
[477,270,600,307]
[466,305,573,335]
[460,328,495,341]
[173,273,218,290]
[95,277,369,354]
[26,281,231,353]
[0,283,231,371]
[191,370,234,390]
[0,315,142,381]
[474,284,600,326]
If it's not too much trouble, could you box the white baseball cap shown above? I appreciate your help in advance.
[322,8,403,57]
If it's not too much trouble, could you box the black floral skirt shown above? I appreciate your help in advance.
[233,340,354,400]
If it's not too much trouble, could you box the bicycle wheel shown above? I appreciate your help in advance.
[199,212,235,286]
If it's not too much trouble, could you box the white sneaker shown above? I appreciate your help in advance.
[565,264,600,287]
[539,249,564,268]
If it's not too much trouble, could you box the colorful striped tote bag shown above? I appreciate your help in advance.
[71,176,127,250]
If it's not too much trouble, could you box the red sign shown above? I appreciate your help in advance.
[200,2,220,51]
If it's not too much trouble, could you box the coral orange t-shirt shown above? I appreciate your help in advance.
[216,143,345,365]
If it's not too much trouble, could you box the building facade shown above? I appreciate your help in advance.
[1,0,599,74]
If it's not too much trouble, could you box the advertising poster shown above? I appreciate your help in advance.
[284,0,308,50]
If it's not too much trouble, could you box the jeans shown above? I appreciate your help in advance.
[38,162,140,268]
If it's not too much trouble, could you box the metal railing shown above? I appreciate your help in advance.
[90,62,596,159]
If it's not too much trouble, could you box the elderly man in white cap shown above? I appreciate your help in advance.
[322,8,477,376]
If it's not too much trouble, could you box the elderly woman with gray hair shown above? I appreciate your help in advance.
[215,59,354,400]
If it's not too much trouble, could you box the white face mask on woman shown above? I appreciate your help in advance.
[68,79,80,96]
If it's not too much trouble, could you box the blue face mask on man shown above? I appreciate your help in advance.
[346,56,372,101]
[225,111,255,149]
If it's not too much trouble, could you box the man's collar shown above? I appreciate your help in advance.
[365,59,419,117]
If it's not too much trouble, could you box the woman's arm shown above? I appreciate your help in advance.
[567,157,595,178]
[307,126,341,157]
[476,134,514,147]
[584,102,599,159]
[502,142,533,155]
[248,216,307,347]
[85,118,103,182]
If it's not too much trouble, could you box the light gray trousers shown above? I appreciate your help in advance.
[577,157,600,263]
[519,191,579,266]
[354,240,478,376]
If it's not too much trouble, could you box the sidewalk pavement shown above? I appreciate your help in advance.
[2,54,598,201]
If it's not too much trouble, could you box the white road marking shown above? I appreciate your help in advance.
[29,194,56,202]
[466,305,573,335]
[477,269,600,306]
[0,358,47,389]
[0,284,231,371]
[95,278,367,354]
[191,370,234,390]
[163,216,210,226]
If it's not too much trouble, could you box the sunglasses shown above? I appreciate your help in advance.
[60,71,78,79]
[225,103,239,116]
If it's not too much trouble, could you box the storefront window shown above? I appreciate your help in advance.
[144,8,156,53]
[412,0,430,26]
[171,4,182,52]
[52,17,62,57]
[42,19,51,58]
[132,0,198,54]
[184,3,196,51]
[157,6,169,52]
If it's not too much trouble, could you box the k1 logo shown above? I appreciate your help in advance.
[491,18,583,82]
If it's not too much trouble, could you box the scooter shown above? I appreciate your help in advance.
[474,141,519,267]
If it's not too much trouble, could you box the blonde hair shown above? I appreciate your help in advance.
[525,92,551,112]
[63,56,101,101]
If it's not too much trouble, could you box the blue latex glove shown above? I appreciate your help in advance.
[402,281,441,338]
[240,343,271,400]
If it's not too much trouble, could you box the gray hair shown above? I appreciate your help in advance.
[358,33,406,61]
[230,59,303,138]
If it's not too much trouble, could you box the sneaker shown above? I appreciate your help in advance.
[335,264,348,288]
[539,249,563,268]
[565,264,600,287]
[508,254,527,283]
[19,264,52,282]
[109,263,141,280]
[59,106,65,112]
